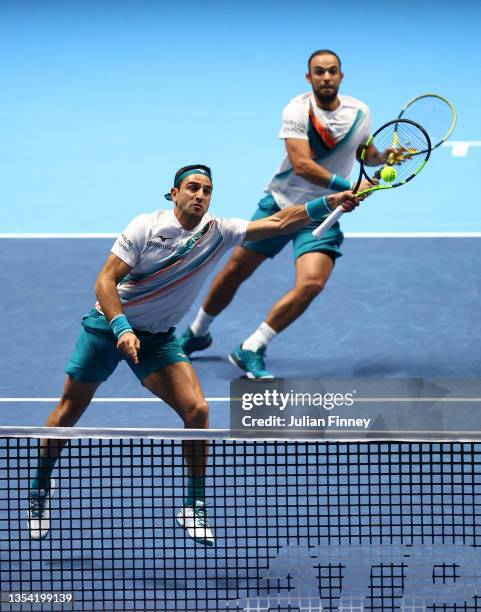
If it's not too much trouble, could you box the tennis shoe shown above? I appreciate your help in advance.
[229,345,274,379]
[176,500,215,547]
[178,327,212,356]
[27,479,55,540]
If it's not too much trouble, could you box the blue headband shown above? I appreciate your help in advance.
[165,168,213,200]
[174,168,212,188]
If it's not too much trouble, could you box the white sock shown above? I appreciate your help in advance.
[242,322,277,353]
[190,307,215,337]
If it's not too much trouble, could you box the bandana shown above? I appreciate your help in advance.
[164,167,213,200]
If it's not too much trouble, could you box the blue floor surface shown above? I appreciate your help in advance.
[0,237,480,427]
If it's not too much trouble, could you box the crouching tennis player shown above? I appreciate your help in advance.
[28,164,361,546]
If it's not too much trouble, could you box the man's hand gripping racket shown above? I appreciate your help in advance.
[312,118,431,239]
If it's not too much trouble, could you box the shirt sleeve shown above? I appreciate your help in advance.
[278,99,309,141]
[359,107,372,145]
[111,214,148,268]
[217,217,249,250]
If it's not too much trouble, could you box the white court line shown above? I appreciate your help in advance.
[0,397,230,403]
[0,233,118,238]
[442,141,481,157]
[346,232,481,238]
[2,397,480,403]
[1,233,481,239]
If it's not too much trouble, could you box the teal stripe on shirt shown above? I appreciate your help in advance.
[120,221,213,283]
[270,109,366,183]
[118,234,225,302]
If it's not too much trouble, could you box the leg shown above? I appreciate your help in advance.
[203,246,266,316]
[29,376,100,540]
[33,376,100,489]
[231,252,335,379]
[180,247,266,356]
[48,375,100,428]
[29,312,121,538]
[265,251,334,332]
[143,362,209,478]
[143,362,214,546]
[262,218,343,335]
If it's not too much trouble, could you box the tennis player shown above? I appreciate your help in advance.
[28,164,363,545]
[179,50,373,378]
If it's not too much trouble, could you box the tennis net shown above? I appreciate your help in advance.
[1,427,481,611]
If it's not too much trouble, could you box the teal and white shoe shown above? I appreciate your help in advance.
[176,500,215,547]
[178,327,212,357]
[27,479,55,540]
[229,345,274,379]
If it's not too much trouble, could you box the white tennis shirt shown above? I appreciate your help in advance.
[266,93,372,208]
[97,209,248,333]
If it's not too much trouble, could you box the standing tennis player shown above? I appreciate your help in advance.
[28,165,363,545]
[179,50,373,378]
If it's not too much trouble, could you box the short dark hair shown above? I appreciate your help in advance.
[307,49,342,72]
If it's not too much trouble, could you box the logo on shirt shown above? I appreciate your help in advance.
[121,233,133,248]
[146,239,175,252]
[284,119,305,133]
[155,235,172,242]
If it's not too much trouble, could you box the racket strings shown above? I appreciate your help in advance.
[364,122,430,187]
[400,95,456,148]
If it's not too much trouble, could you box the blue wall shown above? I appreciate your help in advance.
[1,0,480,232]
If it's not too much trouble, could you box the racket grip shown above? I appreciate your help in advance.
[312,206,345,238]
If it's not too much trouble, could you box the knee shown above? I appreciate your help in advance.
[296,279,327,302]
[183,400,209,428]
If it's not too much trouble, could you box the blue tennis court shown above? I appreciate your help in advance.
[0,235,480,427]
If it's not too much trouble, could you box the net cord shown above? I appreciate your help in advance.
[0,425,479,442]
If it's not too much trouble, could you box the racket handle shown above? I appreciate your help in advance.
[312,206,345,238]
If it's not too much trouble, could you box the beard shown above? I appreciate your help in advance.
[313,86,339,106]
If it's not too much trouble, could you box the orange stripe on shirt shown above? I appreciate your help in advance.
[308,107,337,149]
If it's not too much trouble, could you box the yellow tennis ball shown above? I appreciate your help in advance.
[380,166,397,183]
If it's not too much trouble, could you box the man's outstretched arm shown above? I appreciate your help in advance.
[245,188,364,242]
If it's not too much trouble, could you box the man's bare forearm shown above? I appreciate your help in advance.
[293,158,333,187]
[95,276,125,322]
[245,192,358,241]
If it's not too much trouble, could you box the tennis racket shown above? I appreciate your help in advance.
[397,93,456,151]
[312,118,431,239]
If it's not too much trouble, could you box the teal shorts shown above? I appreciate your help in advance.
[243,193,344,260]
[65,309,191,384]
